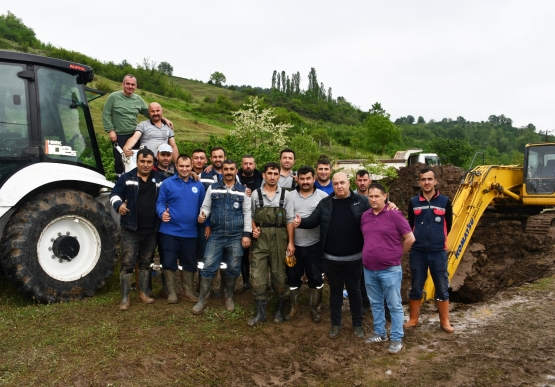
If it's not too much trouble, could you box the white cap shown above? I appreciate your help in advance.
[157,143,172,153]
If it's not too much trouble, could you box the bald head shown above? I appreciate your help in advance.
[148,102,163,123]
[332,172,350,199]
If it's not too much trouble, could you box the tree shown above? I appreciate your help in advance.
[271,70,277,89]
[417,116,426,124]
[209,71,226,86]
[157,61,173,76]
[230,96,292,148]
[365,115,401,154]
[407,115,415,124]
[430,138,474,167]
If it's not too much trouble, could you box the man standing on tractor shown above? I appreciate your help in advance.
[102,75,172,176]
[110,148,166,311]
[405,167,454,333]
[248,162,296,327]
[122,102,178,161]
[193,159,252,314]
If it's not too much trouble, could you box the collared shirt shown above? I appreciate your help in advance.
[251,184,295,224]
[290,188,329,246]
[315,180,334,195]
[135,119,174,153]
[361,206,412,270]
[278,171,296,189]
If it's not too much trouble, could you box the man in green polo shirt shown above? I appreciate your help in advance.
[102,74,172,176]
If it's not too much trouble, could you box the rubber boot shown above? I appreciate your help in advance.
[309,287,322,323]
[404,299,422,328]
[182,271,199,302]
[146,269,153,298]
[159,273,169,298]
[284,288,300,321]
[224,276,238,312]
[138,270,155,304]
[212,268,225,298]
[192,277,213,315]
[273,297,287,323]
[437,300,454,333]
[248,299,268,327]
[164,270,178,304]
[119,273,132,311]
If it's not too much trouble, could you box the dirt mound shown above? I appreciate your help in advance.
[388,163,555,302]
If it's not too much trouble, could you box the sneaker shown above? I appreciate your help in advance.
[364,333,388,344]
[388,340,403,354]
[353,326,365,339]
[328,325,341,339]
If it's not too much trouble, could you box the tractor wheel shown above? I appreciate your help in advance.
[0,189,119,303]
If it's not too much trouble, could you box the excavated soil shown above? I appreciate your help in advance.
[387,163,555,302]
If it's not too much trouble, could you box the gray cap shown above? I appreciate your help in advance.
[157,143,172,153]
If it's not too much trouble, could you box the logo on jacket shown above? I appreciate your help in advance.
[192,187,198,193]
[233,202,240,209]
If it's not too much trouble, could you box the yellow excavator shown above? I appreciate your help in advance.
[422,142,555,301]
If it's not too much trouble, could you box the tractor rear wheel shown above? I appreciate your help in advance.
[0,189,119,303]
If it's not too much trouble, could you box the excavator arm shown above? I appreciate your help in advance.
[421,165,524,301]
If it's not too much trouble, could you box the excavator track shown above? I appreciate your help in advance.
[525,213,555,235]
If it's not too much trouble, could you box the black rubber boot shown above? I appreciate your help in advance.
[224,276,238,312]
[192,276,213,315]
[248,299,268,327]
[138,270,154,304]
[309,287,322,323]
[284,288,300,321]
[164,270,178,304]
[273,297,287,323]
[119,273,132,311]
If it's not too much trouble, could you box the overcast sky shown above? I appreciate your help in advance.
[3,1,554,131]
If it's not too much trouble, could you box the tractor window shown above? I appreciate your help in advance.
[37,68,99,169]
[0,63,30,158]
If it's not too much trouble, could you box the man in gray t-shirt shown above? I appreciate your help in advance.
[123,102,178,162]
[285,166,328,323]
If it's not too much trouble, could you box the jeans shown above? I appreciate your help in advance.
[287,243,323,289]
[200,234,243,279]
[408,249,450,301]
[158,233,197,272]
[120,229,157,274]
[323,258,363,327]
[364,265,404,341]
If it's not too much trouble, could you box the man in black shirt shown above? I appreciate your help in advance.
[110,148,166,311]
[235,155,263,293]
[294,172,369,339]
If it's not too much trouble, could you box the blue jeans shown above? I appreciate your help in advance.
[158,233,197,272]
[364,265,404,341]
[200,234,243,279]
[408,249,449,301]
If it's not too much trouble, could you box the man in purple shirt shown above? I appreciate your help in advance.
[361,182,414,354]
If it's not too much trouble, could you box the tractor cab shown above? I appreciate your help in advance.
[0,50,105,188]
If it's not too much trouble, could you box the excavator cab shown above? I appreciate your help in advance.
[524,143,555,195]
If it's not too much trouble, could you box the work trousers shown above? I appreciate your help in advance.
[120,229,157,274]
[408,249,450,301]
[323,258,363,327]
[286,243,323,289]
[158,233,197,273]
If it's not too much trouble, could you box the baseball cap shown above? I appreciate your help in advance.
[157,143,173,153]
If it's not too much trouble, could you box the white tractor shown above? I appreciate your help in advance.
[0,50,119,302]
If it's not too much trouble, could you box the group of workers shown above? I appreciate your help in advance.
[103,74,455,355]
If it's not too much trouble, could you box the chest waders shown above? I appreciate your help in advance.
[248,189,290,326]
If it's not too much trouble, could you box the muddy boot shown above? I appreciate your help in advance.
[192,277,213,315]
[159,273,169,298]
[404,299,422,328]
[164,270,178,304]
[284,288,300,321]
[182,270,199,302]
[309,287,323,323]
[138,270,155,304]
[224,276,238,312]
[273,297,287,323]
[119,273,132,311]
[248,299,268,327]
[437,300,454,333]
[146,269,153,298]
